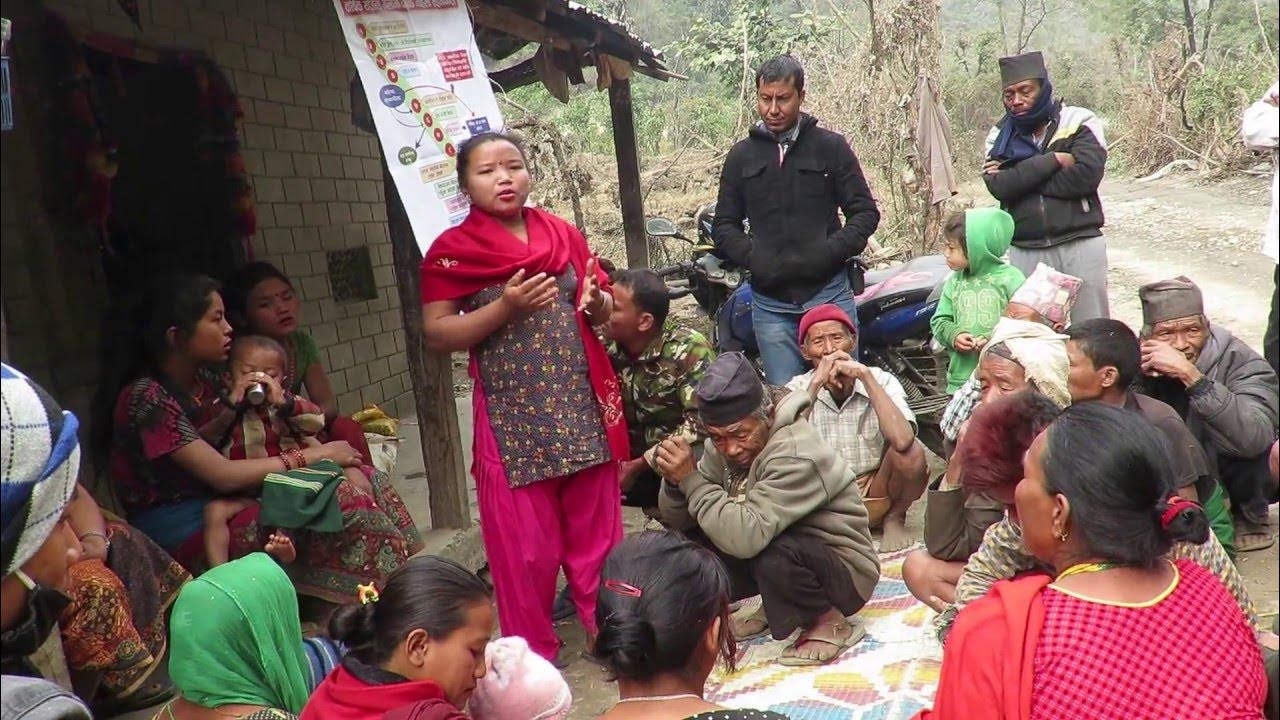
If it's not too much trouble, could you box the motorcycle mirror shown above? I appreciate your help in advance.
[645,217,680,237]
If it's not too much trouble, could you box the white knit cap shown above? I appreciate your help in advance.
[468,637,571,720]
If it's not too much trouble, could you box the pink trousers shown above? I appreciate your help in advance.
[472,389,623,660]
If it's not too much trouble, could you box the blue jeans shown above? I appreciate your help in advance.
[752,272,860,385]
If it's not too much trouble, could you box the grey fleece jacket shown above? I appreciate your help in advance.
[659,391,881,601]
[1187,325,1279,460]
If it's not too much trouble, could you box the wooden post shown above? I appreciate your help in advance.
[1,302,8,363]
[608,78,649,269]
[382,160,471,529]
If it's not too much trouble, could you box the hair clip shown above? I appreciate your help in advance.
[603,579,642,598]
[357,582,380,605]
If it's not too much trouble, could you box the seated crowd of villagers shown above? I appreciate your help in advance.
[2,62,1279,720]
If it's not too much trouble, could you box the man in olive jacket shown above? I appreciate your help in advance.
[712,55,880,385]
[655,352,880,666]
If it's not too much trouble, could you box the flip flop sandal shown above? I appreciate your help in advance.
[778,620,866,667]
[1236,530,1277,553]
[730,609,770,641]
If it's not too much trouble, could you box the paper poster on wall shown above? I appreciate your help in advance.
[332,0,504,253]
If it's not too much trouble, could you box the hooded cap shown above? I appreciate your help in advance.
[1,363,80,578]
[1139,276,1204,331]
[797,304,856,345]
[963,207,1016,276]
[999,51,1048,87]
[469,637,572,720]
[696,352,766,427]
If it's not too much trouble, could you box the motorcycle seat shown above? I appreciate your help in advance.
[855,254,951,324]
[863,266,898,287]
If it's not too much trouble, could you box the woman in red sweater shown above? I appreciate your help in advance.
[918,403,1266,719]
[302,556,492,720]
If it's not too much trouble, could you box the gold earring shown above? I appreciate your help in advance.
[1057,527,1068,543]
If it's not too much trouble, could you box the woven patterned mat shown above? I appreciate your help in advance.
[706,545,942,720]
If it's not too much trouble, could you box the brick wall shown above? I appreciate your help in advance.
[4,0,414,421]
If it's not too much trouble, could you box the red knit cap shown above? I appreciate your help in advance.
[798,304,856,345]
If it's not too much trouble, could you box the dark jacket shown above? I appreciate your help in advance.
[1128,391,1213,500]
[982,103,1107,248]
[1141,325,1279,464]
[713,114,880,303]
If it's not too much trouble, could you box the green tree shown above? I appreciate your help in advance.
[665,0,830,90]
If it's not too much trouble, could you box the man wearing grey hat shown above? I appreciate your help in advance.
[1138,277,1279,553]
[654,352,880,667]
[983,50,1110,323]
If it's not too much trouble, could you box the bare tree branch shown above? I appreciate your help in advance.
[994,0,1010,55]
[1018,0,1050,53]
[864,0,880,59]
[1255,0,1279,73]
[732,16,750,139]
[1181,0,1198,56]
[1016,0,1029,53]
[1200,0,1215,57]
[817,0,861,39]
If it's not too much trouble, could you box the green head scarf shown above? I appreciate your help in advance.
[169,553,311,713]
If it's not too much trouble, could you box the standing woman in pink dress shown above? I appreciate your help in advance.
[420,132,628,662]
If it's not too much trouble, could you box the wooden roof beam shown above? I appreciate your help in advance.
[468,2,571,52]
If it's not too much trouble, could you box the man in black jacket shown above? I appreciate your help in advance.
[713,56,880,384]
[983,51,1110,322]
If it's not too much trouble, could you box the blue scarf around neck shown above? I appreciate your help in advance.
[989,79,1057,163]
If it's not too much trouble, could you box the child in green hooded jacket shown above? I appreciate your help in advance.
[932,208,1027,392]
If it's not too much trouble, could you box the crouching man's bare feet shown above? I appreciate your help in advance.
[265,531,297,564]
[879,514,916,553]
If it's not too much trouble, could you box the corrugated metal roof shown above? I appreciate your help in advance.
[560,0,664,64]
[473,0,669,74]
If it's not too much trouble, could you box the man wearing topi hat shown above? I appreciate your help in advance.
[655,352,880,667]
[983,50,1110,323]
[1138,276,1279,553]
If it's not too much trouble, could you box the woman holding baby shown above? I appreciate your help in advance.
[94,272,422,605]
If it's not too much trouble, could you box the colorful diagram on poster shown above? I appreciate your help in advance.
[333,0,504,253]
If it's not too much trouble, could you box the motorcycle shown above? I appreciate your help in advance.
[648,204,952,457]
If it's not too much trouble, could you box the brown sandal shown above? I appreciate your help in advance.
[730,607,770,641]
[778,620,865,666]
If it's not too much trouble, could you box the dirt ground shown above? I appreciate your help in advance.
[553,171,1280,718]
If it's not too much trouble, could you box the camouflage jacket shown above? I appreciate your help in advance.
[607,321,716,467]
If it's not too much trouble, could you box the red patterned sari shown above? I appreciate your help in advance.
[109,376,423,603]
